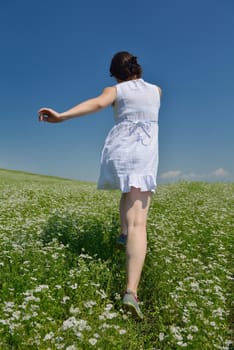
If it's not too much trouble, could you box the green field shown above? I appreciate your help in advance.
[0,169,233,349]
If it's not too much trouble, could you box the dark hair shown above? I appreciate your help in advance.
[109,51,142,81]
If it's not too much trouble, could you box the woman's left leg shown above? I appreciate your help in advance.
[119,193,128,235]
[125,187,152,296]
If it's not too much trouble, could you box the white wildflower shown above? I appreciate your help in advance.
[177,341,187,347]
[170,325,183,341]
[69,306,80,315]
[89,338,97,346]
[90,282,100,287]
[66,345,77,350]
[12,311,21,320]
[159,332,164,341]
[84,300,96,308]
[55,285,62,289]
[212,307,225,317]
[24,295,40,303]
[3,301,15,312]
[106,312,117,319]
[43,332,54,341]
[96,289,107,299]
[105,304,113,311]
[79,253,93,259]
[61,296,70,304]
[190,281,200,291]
[34,284,49,292]
[77,319,91,331]
[52,253,59,259]
[114,293,121,300]
[99,322,111,330]
[74,331,83,338]
[119,329,127,335]
[0,319,9,325]
[62,317,78,330]
[189,325,198,333]
[30,277,37,281]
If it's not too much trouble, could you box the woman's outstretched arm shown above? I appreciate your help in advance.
[38,86,116,123]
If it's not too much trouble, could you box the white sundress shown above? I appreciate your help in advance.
[97,78,161,193]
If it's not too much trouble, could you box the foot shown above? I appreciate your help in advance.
[116,234,127,249]
[122,289,144,320]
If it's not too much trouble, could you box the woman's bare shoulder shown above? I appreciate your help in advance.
[157,86,162,96]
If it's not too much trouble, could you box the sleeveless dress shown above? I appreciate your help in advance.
[97,78,160,193]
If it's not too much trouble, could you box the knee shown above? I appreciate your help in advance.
[128,187,151,209]
[128,216,147,230]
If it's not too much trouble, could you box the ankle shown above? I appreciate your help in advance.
[121,232,128,236]
[126,287,137,297]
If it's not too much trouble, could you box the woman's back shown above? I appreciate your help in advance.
[114,79,160,123]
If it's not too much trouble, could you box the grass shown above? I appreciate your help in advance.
[0,169,233,349]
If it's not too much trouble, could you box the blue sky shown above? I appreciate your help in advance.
[0,0,233,183]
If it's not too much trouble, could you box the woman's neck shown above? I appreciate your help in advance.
[116,75,139,83]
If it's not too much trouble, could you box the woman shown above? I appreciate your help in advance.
[39,51,162,319]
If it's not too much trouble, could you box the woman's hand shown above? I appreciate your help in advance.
[38,108,63,123]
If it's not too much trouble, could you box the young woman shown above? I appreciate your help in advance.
[39,51,162,319]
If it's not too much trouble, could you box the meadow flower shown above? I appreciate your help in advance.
[84,300,96,308]
[62,316,78,330]
[34,284,49,292]
[61,296,70,304]
[177,341,188,347]
[210,321,217,328]
[0,319,9,325]
[189,325,199,333]
[105,304,113,311]
[55,284,62,289]
[30,276,37,281]
[99,309,118,320]
[96,289,107,299]
[190,281,200,291]
[12,311,21,320]
[159,332,165,341]
[3,301,15,313]
[66,345,77,350]
[99,322,111,330]
[114,293,121,300]
[24,295,40,303]
[89,338,97,346]
[70,283,78,289]
[212,307,225,317]
[74,331,83,338]
[79,253,93,259]
[170,326,183,341]
[90,282,100,287]
[43,332,54,341]
[69,306,80,315]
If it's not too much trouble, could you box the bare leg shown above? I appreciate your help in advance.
[119,193,128,235]
[125,187,151,296]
